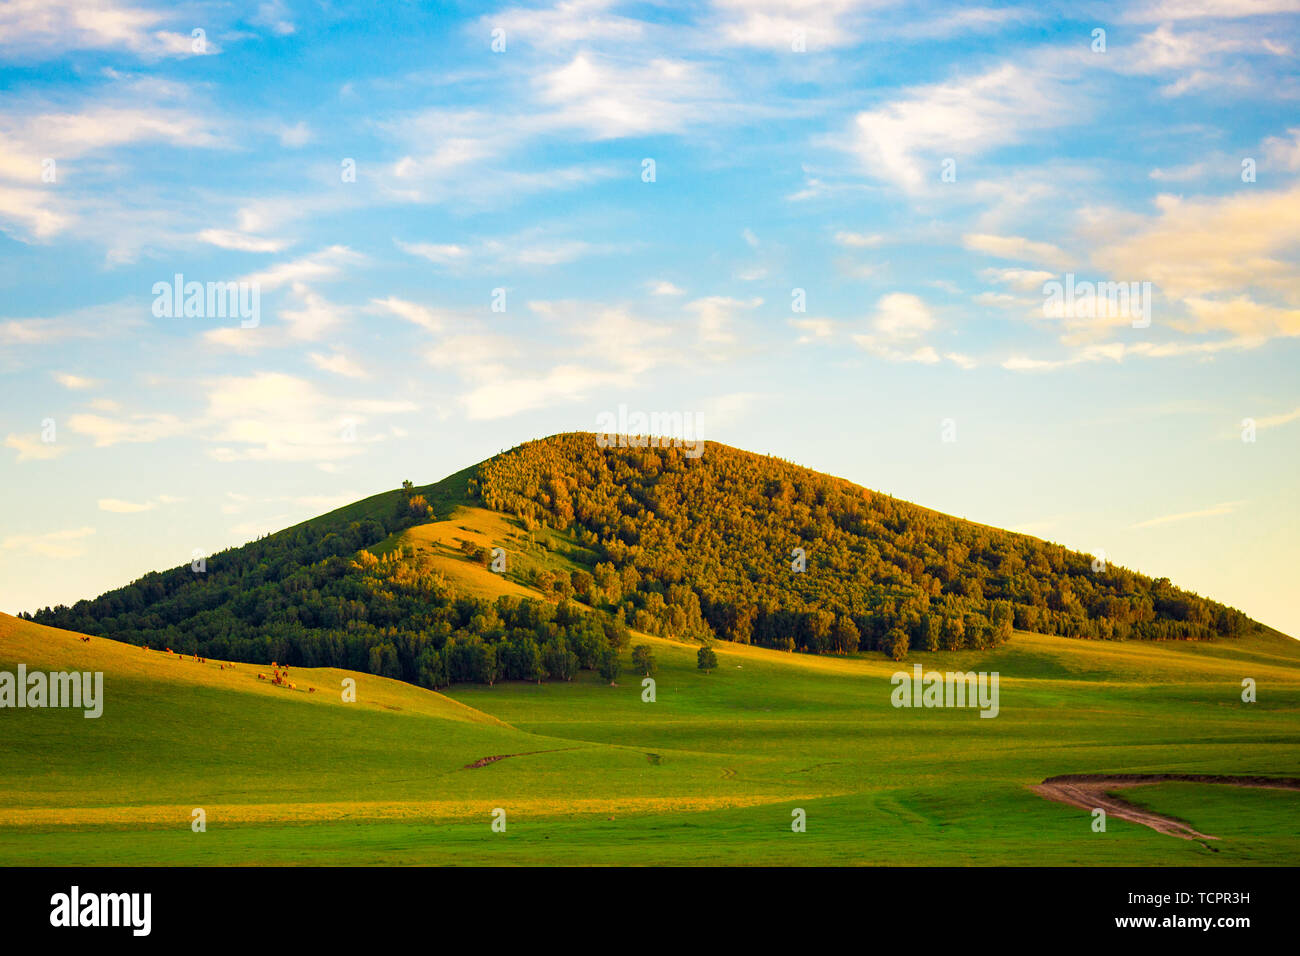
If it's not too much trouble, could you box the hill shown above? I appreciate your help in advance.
[475,434,1257,653]
[25,434,1265,691]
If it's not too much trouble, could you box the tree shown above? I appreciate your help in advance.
[831,614,860,654]
[416,646,447,689]
[880,627,909,661]
[543,638,579,681]
[598,647,621,685]
[368,641,401,679]
[697,644,718,674]
[631,643,657,676]
[602,616,631,652]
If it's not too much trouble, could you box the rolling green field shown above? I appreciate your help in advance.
[2,607,1298,865]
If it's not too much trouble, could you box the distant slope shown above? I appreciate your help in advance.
[0,613,506,726]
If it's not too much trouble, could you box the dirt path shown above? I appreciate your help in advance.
[1032,773,1300,843]
[462,747,579,769]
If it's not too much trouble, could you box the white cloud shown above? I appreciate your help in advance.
[1250,405,1300,430]
[1263,127,1300,171]
[1,526,95,558]
[198,229,290,253]
[834,231,884,248]
[710,0,874,49]
[1123,0,1300,22]
[204,372,417,462]
[53,372,98,389]
[4,432,65,462]
[458,364,618,420]
[538,52,721,140]
[371,296,457,333]
[852,293,966,366]
[67,412,189,446]
[240,246,361,291]
[946,352,978,369]
[1131,500,1244,529]
[1091,186,1300,303]
[309,350,368,379]
[688,296,762,347]
[0,0,220,58]
[790,318,835,343]
[964,233,1072,270]
[980,267,1058,292]
[395,240,469,265]
[475,0,647,48]
[252,0,296,36]
[847,63,1071,191]
[279,285,346,341]
[397,232,618,270]
[97,497,154,513]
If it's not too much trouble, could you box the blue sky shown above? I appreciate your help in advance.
[1,0,1298,637]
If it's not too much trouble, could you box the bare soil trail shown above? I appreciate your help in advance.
[461,747,580,769]
[1032,773,1300,843]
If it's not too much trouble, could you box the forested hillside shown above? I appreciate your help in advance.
[474,433,1255,657]
[26,464,629,688]
[26,433,1256,687]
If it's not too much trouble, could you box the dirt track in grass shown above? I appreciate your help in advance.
[1032,773,1300,842]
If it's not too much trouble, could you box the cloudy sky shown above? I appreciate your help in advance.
[1,0,1298,637]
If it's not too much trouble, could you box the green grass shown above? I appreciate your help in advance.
[2,595,1299,865]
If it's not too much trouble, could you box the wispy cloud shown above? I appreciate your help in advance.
[1131,500,1245,529]
[1,526,95,558]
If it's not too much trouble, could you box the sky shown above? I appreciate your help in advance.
[0,0,1298,638]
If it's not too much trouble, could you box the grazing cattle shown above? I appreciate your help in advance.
[79,636,90,643]
[288,682,297,690]
[308,687,316,693]
[257,673,267,680]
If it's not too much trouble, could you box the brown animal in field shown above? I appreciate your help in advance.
[257,673,267,680]
[308,687,316,693]
[288,682,297,690]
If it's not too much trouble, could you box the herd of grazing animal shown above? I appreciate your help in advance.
[260,663,313,694]
[128,644,315,694]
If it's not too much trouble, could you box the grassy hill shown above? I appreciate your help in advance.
[2,611,1298,865]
